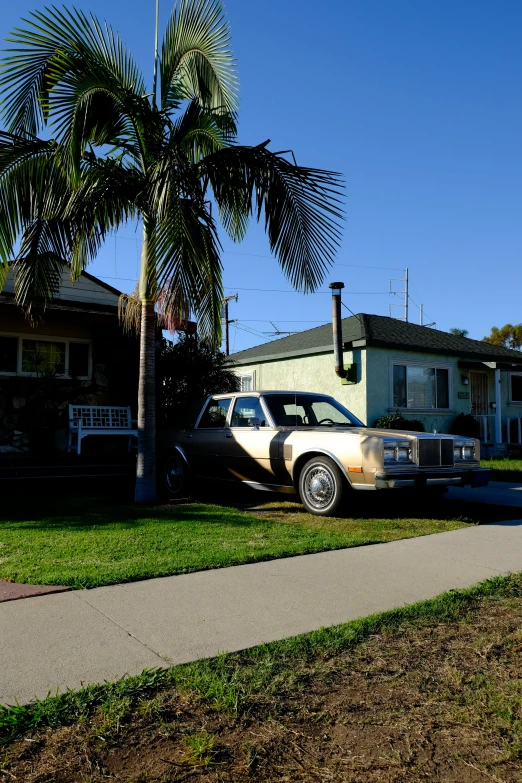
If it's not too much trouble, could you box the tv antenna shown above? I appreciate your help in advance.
[264,321,299,336]
[389,268,409,321]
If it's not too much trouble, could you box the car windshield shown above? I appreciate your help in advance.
[264,394,364,428]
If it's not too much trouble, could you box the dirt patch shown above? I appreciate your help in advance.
[3,599,522,782]
[0,580,70,602]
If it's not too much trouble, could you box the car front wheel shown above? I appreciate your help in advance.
[298,455,346,516]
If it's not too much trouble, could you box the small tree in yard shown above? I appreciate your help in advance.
[158,334,239,427]
[0,1,344,502]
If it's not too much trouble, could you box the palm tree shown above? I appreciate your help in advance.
[0,1,344,502]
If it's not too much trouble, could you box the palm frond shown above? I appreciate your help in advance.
[160,0,238,113]
[150,197,223,343]
[0,5,146,170]
[172,99,236,162]
[200,145,345,292]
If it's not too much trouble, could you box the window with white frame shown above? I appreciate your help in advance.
[392,362,450,409]
[0,333,91,379]
[237,372,255,392]
[510,373,522,403]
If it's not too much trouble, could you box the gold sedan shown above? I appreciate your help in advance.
[161,391,490,515]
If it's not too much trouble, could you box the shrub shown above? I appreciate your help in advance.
[373,413,425,432]
[450,413,480,439]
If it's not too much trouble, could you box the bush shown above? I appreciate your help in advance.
[450,413,480,439]
[373,413,425,432]
[158,335,240,428]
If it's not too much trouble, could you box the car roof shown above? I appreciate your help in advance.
[210,391,332,399]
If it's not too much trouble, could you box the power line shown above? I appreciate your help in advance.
[224,287,390,294]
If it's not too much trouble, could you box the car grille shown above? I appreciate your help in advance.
[418,438,454,467]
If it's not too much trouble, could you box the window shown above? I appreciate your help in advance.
[22,340,66,375]
[198,398,231,428]
[392,363,450,409]
[510,374,522,403]
[0,333,91,379]
[237,373,254,392]
[230,397,269,427]
[0,336,17,373]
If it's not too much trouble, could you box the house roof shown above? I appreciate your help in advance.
[229,314,522,366]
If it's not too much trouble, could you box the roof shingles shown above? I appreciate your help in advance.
[230,314,522,365]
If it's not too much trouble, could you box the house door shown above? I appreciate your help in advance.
[470,371,489,440]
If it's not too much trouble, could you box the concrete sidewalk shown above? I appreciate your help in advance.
[2,518,522,707]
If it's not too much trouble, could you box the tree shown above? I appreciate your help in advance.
[158,334,239,428]
[0,2,344,502]
[449,328,469,338]
[483,324,522,350]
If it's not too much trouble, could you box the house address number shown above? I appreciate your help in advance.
[458,391,470,399]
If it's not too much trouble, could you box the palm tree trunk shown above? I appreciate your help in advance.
[135,223,157,503]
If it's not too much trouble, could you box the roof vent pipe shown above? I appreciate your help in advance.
[329,282,348,379]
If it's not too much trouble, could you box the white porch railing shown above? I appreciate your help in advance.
[473,414,496,444]
[507,417,522,445]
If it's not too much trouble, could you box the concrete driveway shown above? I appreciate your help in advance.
[449,480,522,507]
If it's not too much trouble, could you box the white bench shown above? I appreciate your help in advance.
[68,405,137,455]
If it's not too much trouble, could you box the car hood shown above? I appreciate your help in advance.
[362,428,452,440]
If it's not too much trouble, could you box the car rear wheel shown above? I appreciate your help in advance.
[161,452,190,499]
[298,455,346,516]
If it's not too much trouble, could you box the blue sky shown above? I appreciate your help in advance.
[2,0,521,352]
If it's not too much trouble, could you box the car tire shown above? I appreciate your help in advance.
[160,452,190,499]
[298,455,347,516]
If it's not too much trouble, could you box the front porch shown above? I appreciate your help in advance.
[461,359,522,455]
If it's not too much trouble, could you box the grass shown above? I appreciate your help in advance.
[1,571,521,748]
[0,493,511,589]
[483,458,522,482]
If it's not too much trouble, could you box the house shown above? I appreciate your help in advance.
[0,267,138,456]
[229,313,522,452]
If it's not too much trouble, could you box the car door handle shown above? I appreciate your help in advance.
[185,433,193,439]
[225,433,233,438]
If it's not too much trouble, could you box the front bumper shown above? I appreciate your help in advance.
[374,467,491,490]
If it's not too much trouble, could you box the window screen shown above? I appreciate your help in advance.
[0,336,17,373]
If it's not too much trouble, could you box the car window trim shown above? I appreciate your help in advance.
[195,396,234,430]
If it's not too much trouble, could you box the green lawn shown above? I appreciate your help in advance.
[482,458,522,482]
[0,494,514,589]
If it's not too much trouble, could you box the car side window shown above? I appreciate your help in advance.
[230,397,268,428]
[198,398,231,428]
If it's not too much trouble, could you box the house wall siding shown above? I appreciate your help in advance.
[232,348,368,423]
[2,269,119,307]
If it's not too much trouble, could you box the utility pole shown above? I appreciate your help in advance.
[420,303,423,326]
[222,294,238,355]
[389,268,409,322]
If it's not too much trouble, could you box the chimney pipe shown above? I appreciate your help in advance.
[329,282,347,379]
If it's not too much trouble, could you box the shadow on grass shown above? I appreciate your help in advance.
[0,483,520,534]
[197,484,522,526]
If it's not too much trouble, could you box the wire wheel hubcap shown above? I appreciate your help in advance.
[165,455,185,493]
[304,465,335,509]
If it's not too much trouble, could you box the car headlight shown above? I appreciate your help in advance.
[383,439,412,463]
[454,440,476,461]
